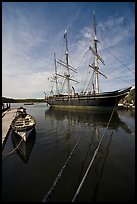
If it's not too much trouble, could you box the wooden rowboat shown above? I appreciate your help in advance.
[11,107,36,141]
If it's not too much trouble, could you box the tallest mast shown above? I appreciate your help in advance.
[89,11,106,94]
[93,11,99,93]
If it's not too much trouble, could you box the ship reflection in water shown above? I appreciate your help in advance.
[44,108,134,202]
[45,108,132,134]
[11,127,36,163]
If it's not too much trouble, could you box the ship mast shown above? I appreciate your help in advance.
[54,30,79,95]
[93,11,99,93]
[89,11,106,94]
[54,53,58,95]
[64,29,71,95]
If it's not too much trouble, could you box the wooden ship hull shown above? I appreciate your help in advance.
[46,87,131,109]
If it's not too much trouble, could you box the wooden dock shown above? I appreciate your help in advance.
[2,108,17,149]
[118,103,135,110]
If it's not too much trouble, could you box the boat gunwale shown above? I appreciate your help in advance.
[11,113,36,132]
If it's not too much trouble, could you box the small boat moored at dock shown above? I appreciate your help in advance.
[11,127,36,163]
[11,107,36,141]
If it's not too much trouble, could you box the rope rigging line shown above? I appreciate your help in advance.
[82,52,94,92]
[75,48,89,71]
[42,115,94,202]
[84,71,95,93]
[109,46,133,59]
[71,101,117,202]
[65,7,82,37]
[105,48,135,74]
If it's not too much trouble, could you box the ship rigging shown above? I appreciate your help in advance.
[45,12,132,109]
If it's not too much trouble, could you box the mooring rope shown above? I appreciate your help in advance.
[42,128,86,202]
[91,130,114,202]
[42,116,94,202]
[71,103,117,202]
[2,137,24,157]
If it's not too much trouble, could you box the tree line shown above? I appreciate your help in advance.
[119,88,135,104]
[2,97,45,103]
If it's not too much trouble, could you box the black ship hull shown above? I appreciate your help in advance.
[46,87,131,109]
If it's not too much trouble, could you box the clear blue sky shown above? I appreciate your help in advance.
[2,2,135,98]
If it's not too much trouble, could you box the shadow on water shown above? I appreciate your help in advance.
[11,127,36,163]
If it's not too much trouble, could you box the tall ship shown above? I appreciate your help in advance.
[45,12,132,109]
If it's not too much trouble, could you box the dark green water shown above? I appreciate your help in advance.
[2,103,135,202]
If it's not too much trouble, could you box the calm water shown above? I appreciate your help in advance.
[2,103,135,202]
